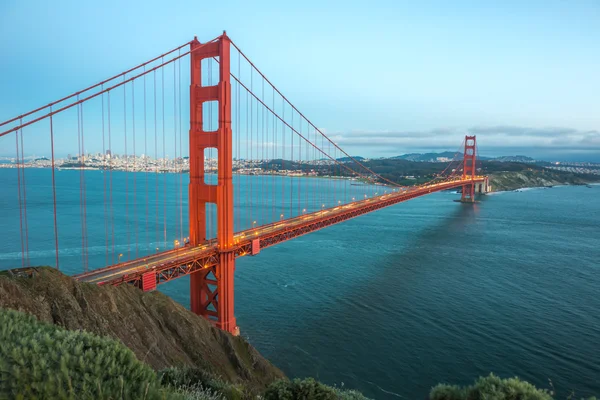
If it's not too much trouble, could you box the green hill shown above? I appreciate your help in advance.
[0,267,283,394]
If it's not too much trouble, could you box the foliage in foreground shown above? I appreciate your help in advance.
[0,307,181,399]
[264,378,371,400]
[430,374,597,400]
[3,307,598,400]
[160,367,242,399]
[0,307,369,400]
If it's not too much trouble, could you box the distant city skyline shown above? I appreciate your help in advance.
[2,146,599,165]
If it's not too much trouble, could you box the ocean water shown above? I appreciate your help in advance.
[1,169,599,399]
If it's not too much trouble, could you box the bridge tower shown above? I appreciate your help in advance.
[188,33,238,335]
[461,135,477,202]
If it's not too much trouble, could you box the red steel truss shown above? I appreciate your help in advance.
[76,175,486,296]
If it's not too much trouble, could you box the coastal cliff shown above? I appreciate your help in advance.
[488,170,600,192]
[0,267,284,394]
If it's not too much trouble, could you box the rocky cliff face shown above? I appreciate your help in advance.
[488,170,599,192]
[0,267,284,393]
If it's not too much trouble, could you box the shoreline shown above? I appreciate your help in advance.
[487,182,598,195]
[2,165,599,191]
[0,165,382,184]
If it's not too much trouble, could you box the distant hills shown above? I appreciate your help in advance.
[336,156,365,162]
[388,152,536,163]
[390,151,462,162]
[335,152,537,163]
[489,155,536,163]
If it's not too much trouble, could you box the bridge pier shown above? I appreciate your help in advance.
[476,179,489,194]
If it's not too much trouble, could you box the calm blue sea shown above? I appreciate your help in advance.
[1,169,599,399]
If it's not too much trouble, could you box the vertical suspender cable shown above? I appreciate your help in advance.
[173,61,179,244]
[162,58,167,247]
[271,86,275,223]
[19,125,29,266]
[15,131,25,268]
[255,70,259,223]
[102,87,109,266]
[291,110,294,217]
[237,58,241,233]
[245,87,249,231]
[108,91,115,264]
[178,51,183,243]
[144,68,149,250]
[132,81,138,259]
[305,119,308,211]
[261,78,265,225]
[77,99,85,270]
[298,116,301,215]
[236,51,241,234]
[250,67,253,228]
[328,139,331,205]
[154,71,159,251]
[82,104,88,270]
[124,81,130,261]
[282,97,285,218]
[50,108,60,269]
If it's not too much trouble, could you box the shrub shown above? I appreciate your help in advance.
[160,367,246,400]
[173,384,225,400]
[332,387,372,400]
[0,307,180,399]
[429,373,598,400]
[264,378,337,400]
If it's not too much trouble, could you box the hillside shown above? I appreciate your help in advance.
[0,267,284,393]
[488,170,600,192]
[390,151,462,162]
[389,152,536,163]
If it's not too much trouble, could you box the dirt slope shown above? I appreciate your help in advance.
[0,267,284,392]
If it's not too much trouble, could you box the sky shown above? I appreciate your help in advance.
[0,0,599,161]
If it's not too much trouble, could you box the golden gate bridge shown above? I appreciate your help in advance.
[0,32,488,335]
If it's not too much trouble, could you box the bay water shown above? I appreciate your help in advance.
[0,169,598,398]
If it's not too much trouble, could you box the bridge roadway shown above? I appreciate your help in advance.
[75,176,486,288]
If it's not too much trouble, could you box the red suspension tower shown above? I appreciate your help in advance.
[461,135,477,202]
[188,33,238,335]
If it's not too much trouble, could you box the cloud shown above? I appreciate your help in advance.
[329,126,600,156]
[468,126,579,137]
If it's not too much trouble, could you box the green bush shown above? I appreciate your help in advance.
[0,307,180,399]
[264,378,371,400]
[172,384,224,400]
[332,387,372,400]
[160,367,244,399]
[264,378,337,400]
[430,374,597,400]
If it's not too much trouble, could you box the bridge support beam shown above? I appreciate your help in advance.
[188,33,238,335]
[460,135,477,203]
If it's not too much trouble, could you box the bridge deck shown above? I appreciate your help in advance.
[75,177,485,287]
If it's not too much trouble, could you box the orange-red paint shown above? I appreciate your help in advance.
[188,33,238,335]
[461,135,477,202]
